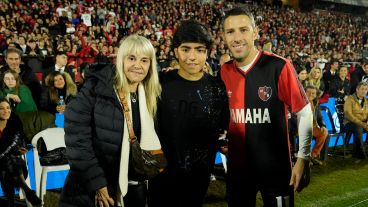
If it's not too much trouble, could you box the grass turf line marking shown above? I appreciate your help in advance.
[347,198,368,207]
[302,188,368,207]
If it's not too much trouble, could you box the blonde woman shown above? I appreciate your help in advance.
[306,67,325,97]
[59,35,162,207]
[40,71,77,114]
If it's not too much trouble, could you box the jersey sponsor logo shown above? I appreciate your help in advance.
[230,108,271,124]
[258,86,272,101]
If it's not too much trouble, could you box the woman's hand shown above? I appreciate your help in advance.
[7,94,21,103]
[95,187,115,207]
[364,123,368,131]
[56,105,66,113]
[18,147,27,155]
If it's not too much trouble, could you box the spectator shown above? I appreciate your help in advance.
[306,67,325,97]
[0,48,42,107]
[343,82,368,160]
[316,54,328,70]
[17,36,30,55]
[0,98,41,206]
[297,65,308,88]
[40,71,76,114]
[305,86,328,165]
[329,65,351,131]
[43,50,76,83]
[323,59,339,93]
[1,70,37,113]
[25,39,44,73]
[350,62,368,94]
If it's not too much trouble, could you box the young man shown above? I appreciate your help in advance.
[148,20,229,207]
[43,50,76,83]
[323,59,339,92]
[220,7,313,206]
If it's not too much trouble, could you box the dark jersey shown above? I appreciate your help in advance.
[158,70,229,173]
[220,51,308,185]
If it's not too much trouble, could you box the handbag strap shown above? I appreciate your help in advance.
[117,90,137,144]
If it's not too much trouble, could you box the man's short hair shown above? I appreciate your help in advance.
[223,7,256,29]
[356,81,368,89]
[172,20,213,50]
[331,59,339,65]
[305,85,318,90]
[4,47,22,59]
[56,50,67,57]
[305,85,319,92]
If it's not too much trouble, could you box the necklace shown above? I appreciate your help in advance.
[130,92,137,103]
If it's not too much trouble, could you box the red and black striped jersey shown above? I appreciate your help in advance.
[220,51,308,184]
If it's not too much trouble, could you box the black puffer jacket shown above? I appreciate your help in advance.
[0,112,26,169]
[60,64,125,206]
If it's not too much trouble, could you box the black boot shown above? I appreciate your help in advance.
[13,175,42,206]
[24,189,42,206]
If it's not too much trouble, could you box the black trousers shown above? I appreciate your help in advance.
[0,155,28,207]
[227,175,294,207]
[123,182,147,207]
[345,122,367,159]
[148,168,210,207]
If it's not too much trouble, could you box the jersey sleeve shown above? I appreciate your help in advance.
[278,60,309,113]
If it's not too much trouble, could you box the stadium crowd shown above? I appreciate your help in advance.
[0,0,367,158]
[0,0,367,72]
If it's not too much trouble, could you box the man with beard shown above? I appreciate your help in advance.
[220,7,313,207]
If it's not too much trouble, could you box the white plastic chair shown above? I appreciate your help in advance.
[220,153,227,173]
[31,128,69,206]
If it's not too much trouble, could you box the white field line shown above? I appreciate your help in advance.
[301,188,368,207]
[347,198,368,207]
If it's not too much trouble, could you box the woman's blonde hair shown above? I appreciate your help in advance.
[115,35,161,116]
[307,67,323,89]
[203,62,213,76]
[45,71,77,103]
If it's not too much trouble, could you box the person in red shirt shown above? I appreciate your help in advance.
[220,7,313,207]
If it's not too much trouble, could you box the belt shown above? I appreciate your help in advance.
[128,180,146,186]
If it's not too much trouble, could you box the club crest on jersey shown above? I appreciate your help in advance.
[258,86,272,101]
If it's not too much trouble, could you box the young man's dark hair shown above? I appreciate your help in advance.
[172,19,213,50]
